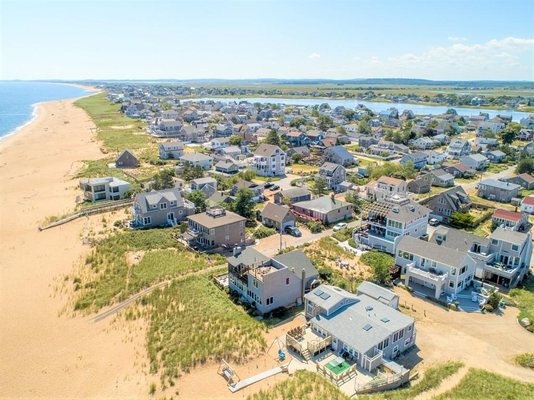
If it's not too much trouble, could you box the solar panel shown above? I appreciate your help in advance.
[314,289,324,297]
[319,293,331,300]
[363,324,373,331]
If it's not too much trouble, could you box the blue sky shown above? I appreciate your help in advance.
[1,0,533,80]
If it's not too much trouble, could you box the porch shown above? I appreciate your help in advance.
[286,325,332,361]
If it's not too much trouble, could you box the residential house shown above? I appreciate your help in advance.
[116,149,139,168]
[261,203,296,230]
[324,145,355,167]
[287,146,311,160]
[356,281,400,309]
[492,209,530,232]
[180,152,213,170]
[484,150,506,163]
[298,284,415,368]
[501,173,534,190]
[253,144,286,177]
[354,195,430,254]
[411,137,436,150]
[215,159,239,174]
[208,137,230,150]
[159,141,184,160]
[443,163,476,178]
[428,169,455,187]
[367,176,408,201]
[523,142,534,156]
[407,175,431,194]
[219,145,242,160]
[520,196,534,214]
[231,179,265,202]
[285,130,310,146]
[292,195,352,224]
[190,177,217,197]
[318,162,347,191]
[424,150,446,165]
[447,139,471,158]
[427,186,471,223]
[149,118,183,138]
[133,188,195,228]
[477,179,521,203]
[274,187,311,205]
[518,129,534,141]
[79,177,131,202]
[228,248,318,315]
[433,134,450,144]
[459,154,489,170]
[400,152,427,170]
[185,207,246,248]
[306,129,324,143]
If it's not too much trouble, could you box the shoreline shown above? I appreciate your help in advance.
[0,83,100,143]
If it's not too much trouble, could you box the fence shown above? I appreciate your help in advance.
[39,199,133,230]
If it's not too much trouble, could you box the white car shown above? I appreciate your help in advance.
[333,222,348,231]
[429,218,440,226]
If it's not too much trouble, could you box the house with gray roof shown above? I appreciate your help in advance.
[253,143,286,177]
[459,154,489,170]
[357,281,399,309]
[501,173,534,190]
[426,186,471,223]
[484,150,506,164]
[447,139,471,158]
[180,152,213,170]
[260,203,296,230]
[159,141,184,160]
[80,177,132,202]
[274,187,312,205]
[318,162,346,191]
[400,152,427,170]
[428,168,455,187]
[215,159,239,174]
[292,195,352,224]
[231,179,265,202]
[298,284,415,369]
[228,248,318,315]
[477,179,521,203]
[324,145,356,167]
[133,188,195,228]
[190,177,217,197]
[116,149,139,168]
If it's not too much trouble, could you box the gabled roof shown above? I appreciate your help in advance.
[319,162,343,175]
[493,209,523,222]
[277,187,311,199]
[325,145,352,159]
[480,179,520,191]
[272,249,318,279]
[261,203,294,223]
[227,247,269,268]
[397,235,469,267]
[135,188,184,213]
[254,143,284,157]
[293,195,350,214]
[429,226,489,252]
[180,152,213,162]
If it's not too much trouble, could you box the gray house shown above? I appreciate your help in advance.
[215,159,239,174]
[428,169,455,187]
[190,177,217,197]
[459,154,489,170]
[274,187,312,205]
[324,145,355,167]
[318,162,347,191]
[501,173,534,190]
[292,195,352,224]
[231,179,265,202]
[180,152,213,170]
[427,186,471,223]
[228,248,319,315]
[477,179,521,203]
[116,149,139,168]
[133,188,195,228]
[261,203,296,230]
[159,141,184,159]
[186,207,246,248]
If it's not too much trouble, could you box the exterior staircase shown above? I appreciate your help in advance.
[301,349,312,361]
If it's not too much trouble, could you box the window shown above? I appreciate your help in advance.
[160,202,167,209]
[209,229,215,235]
[286,277,290,285]
[492,239,499,245]
[451,268,457,276]
[266,297,274,305]
[143,217,151,225]
[512,245,519,251]
[449,281,455,288]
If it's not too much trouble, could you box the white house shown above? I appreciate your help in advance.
[159,141,184,159]
[79,177,131,202]
[253,143,286,177]
[520,196,534,214]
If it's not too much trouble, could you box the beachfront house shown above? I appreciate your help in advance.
[116,149,139,168]
[184,207,246,249]
[228,248,318,315]
[132,188,195,228]
[159,141,184,159]
[79,177,132,202]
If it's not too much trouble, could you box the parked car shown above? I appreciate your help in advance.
[264,182,273,189]
[429,218,440,226]
[285,226,302,237]
[333,222,348,231]
[270,185,280,191]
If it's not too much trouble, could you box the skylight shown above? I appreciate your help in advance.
[381,317,390,323]
[363,324,373,331]
[319,292,331,300]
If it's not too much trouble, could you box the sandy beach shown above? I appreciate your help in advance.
[0,97,150,398]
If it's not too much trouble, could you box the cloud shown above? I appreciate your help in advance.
[308,53,321,60]
[353,37,534,80]
[448,36,467,42]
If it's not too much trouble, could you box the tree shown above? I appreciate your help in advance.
[312,177,328,195]
[361,251,393,286]
[450,211,474,229]
[358,119,371,135]
[229,135,242,146]
[516,158,534,174]
[291,153,303,164]
[500,122,521,145]
[317,115,334,131]
[238,169,256,181]
[232,188,255,220]
[487,291,502,310]
[187,190,207,212]
[179,163,204,181]
[336,125,347,135]
[152,168,175,190]
[345,191,363,214]
[289,116,307,128]
[343,109,356,121]
[265,129,281,146]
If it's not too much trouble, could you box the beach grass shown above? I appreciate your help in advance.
[434,368,534,400]
[74,229,224,310]
[145,273,267,386]
[514,353,534,370]
[509,276,534,329]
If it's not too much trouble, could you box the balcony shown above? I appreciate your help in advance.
[484,262,518,279]
[468,251,494,264]
[407,264,448,284]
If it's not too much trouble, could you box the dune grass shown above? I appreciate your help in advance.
[434,368,534,400]
[359,361,463,400]
[74,92,152,153]
[74,229,223,310]
[515,353,534,370]
[146,274,267,386]
[509,276,534,332]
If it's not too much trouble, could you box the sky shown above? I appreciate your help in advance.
[1,0,533,81]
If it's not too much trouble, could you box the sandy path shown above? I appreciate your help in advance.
[413,365,469,400]
[0,98,149,398]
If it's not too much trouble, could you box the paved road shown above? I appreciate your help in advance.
[459,165,516,191]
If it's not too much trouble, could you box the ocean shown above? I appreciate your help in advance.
[0,82,91,140]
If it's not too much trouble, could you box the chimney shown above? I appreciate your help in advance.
[233,246,242,257]
[301,267,306,302]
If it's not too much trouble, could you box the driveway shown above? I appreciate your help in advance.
[459,165,516,191]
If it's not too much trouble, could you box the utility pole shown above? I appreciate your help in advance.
[279,223,283,252]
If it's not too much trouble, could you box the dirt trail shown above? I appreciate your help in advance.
[414,366,469,400]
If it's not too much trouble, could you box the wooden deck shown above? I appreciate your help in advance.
[228,366,285,393]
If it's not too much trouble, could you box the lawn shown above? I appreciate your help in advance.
[509,275,534,331]
[290,164,319,173]
[332,227,353,242]
[146,274,267,386]
[74,93,153,153]
[75,158,142,190]
[74,229,224,310]
[486,163,509,174]
[434,368,534,400]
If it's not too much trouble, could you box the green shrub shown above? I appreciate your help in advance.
[360,251,394,285]
[253,226,277,239]
[515,353,534,369]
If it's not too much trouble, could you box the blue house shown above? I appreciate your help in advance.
[400,152,427,169]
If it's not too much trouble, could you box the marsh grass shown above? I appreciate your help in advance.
[145,274,267,386]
